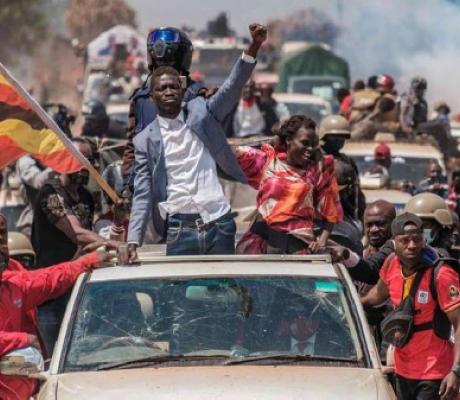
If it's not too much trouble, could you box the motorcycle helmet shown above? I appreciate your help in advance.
[147,27,193,74]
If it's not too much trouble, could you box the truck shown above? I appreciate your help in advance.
[277,43,350,111]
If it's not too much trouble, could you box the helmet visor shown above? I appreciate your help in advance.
[148,29,180,45]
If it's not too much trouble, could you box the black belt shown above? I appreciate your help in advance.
[250,220,308,254]
[168,211,237,230]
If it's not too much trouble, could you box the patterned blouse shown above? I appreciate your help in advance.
[235,144,343,254]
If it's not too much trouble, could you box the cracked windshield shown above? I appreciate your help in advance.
[65,276,361,370]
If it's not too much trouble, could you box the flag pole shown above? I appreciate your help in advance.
[0,62,119,203]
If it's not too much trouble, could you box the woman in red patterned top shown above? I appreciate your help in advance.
[235,115,343,254]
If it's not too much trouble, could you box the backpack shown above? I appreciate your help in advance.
[427,254,460,340]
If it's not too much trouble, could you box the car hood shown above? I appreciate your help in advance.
[51,366,394,400]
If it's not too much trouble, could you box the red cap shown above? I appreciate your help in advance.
[374,143,391,159]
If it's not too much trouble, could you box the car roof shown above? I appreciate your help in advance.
[272,92,329,106]
[363,189,412,204]
[88,255,338,282]
[106,102,130,113]
[343,141,443,159]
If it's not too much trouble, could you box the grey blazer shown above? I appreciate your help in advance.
[127,57,255,245]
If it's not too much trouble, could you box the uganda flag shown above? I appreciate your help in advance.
[0,64,81,173]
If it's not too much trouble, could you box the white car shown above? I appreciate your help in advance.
[343,139,445,189]
[273,92,332,123]
[363,188,412,215]
[28,254,395,399]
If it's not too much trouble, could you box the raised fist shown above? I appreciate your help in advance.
[249,24,267,46]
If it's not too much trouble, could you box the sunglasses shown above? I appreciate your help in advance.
[147,29,180,45]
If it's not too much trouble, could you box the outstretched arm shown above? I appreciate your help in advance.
[360,278,389,307]
[208,24,267,122]
[21,252,105,310]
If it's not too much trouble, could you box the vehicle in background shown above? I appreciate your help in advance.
[191,39,246,87]
[359,174,413,214]
[344,138,445,192]
[277,44,350,112]
[451,119,460,142]
[272,92,332,124]
[79,25,147,104]
[361,186,412,215]
[31,254,395,399]
[105,101,129,130]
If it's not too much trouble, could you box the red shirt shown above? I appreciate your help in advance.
[0,252,100,400]
[380,255,460,380]
[5,259,46,356]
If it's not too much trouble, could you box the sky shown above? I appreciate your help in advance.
[126,0,338,35]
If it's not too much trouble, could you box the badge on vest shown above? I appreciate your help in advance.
[449,285,460,299]
[417,290,429,304]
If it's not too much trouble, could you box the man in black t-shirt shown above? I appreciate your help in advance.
[31,139,109,267]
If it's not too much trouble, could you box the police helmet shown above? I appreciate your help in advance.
[318,115,351,140]
[404,192,453,227]
[8,232,35,268]
[81,99,108,121]
[147,27,193,73]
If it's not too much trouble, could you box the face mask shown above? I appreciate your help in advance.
[322,138,345,155]
[423,228,433,244]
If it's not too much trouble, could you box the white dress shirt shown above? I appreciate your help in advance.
[157,111,230,223]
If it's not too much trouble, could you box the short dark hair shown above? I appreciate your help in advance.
[367,75,378,89]
[274,115,316,147]
[151,66,180,87]
[353,80,365,91]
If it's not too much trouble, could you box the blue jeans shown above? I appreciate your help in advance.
[166,213,236,255]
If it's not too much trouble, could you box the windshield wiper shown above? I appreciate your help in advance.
[224,354,355,365]
[96,354,230,371]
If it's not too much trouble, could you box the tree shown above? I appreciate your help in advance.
[0,0,48,64]
[65,0,137,45]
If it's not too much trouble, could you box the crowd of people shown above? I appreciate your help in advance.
[2,22,460,400]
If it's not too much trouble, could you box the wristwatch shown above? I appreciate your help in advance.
[452,365,460,378]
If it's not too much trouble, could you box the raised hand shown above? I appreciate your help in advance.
[249,23,267,46]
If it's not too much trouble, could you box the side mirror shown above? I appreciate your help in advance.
[0,347,44,378]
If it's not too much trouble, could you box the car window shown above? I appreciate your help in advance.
[289,78,346,101]
[353,155,439,185]
[63,276,363,371]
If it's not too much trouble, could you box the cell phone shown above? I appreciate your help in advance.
[180,76,187,89]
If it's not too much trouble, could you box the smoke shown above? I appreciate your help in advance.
[334,0,460,113]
